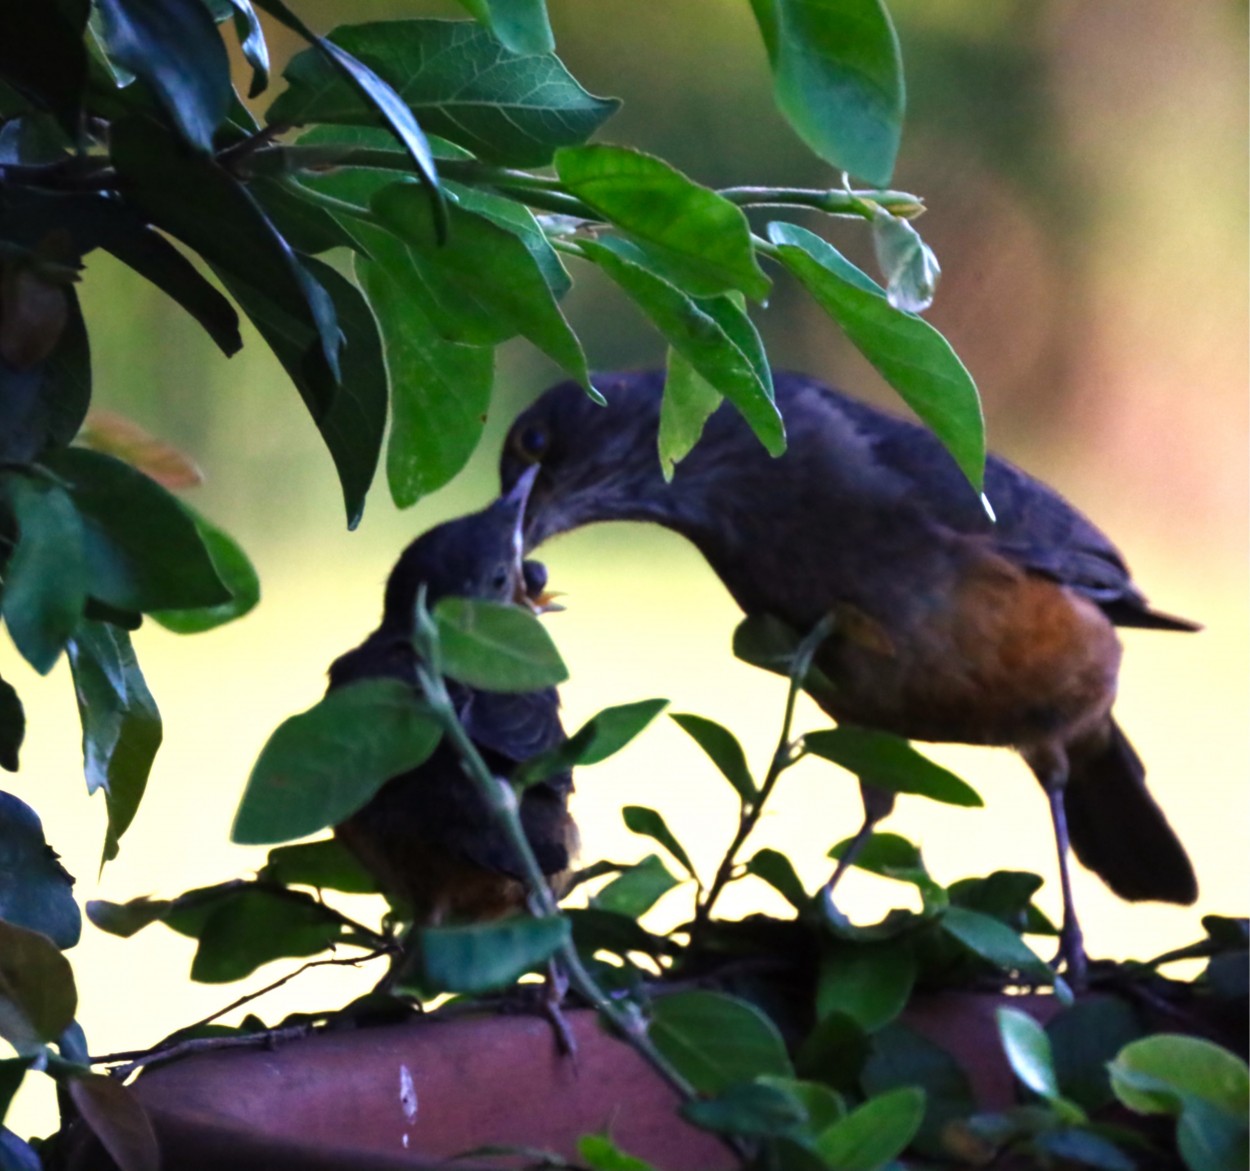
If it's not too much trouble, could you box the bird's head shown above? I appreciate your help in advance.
[499,371,681,549]
[380,464,541,634]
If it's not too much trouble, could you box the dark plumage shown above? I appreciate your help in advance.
[329,471,577,925]
[500,370,1198,977]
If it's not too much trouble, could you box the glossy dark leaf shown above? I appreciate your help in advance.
[0,680,22,773]
[591,855,678,919]
[795,1011,871,1091]
[803,726,981,807]
[95,0,232,152]
[828,831,946,906]
[150,505,260,633]
[650,990,792,1093]
[566,907,668,961]
[254,0,443,228]
[416,914,568,994]
[0,918,77,1054]
[947,870,1056,936]
[250,176,361,254]
[812,1086,925,1170]
[659,348,721,481]
[66,621,162,864]
[0,282,90,465]
[579,237,784,456]
[190,886,343,982]
[43,447,230,613]
[232,678,442,845]
[268,20,619,168]
[67,1074,159,1171]
[0,1056,33,1123]
[353,243,493,509]
[556,144,769,300]
[433,597,568,692]
[621,805,695,880]
[110,116,341,393]
[768,221,984,489]
[260,838,380,894]
[0,1,89,136]
[671,712,756,803]
[0,474,86,674]
[513,697,668,789]
[218,0,269,97]
[943,906,1051,983]
[815,940,915,1032]
[745,848,809,912]
[456,0,554,55]
[732,613,839,703]
[372,183,587,383]
[0,791,80,949]
[862,1023,976,1157]
[748,0,903,185]
[681,1080,807,1138]
[0,1128,41,1171]
[1047,998,1142,1111]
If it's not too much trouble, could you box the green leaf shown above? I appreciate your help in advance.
[86,895,175,939]
[942,906,1051,983]
[150,506,260,633]
[579,237,785,456]
[861,1024,976,1157]
[566,907,668,961]
[0,1056,33,1122]
[555,144,770,300]
[87,881,242,940]
[232,678,442,845]
[947,870,1056,936]
[650,990,793,1093]
[795,1011,871,1091]
[0,3,88,137]
[591,855,678,919]
[621,805,695,880]
[514,698,668,788]
[0,1127,41,1170]
[577,1134,658,1171]
[768,221,984,489]
[745,848,809,912]
[732,612,839,704]
[44,447,230,614]
[812,1085,925,1171]
[215,0,270,97]
[416,914,568,994]
[0,918,77,1054]
[756,1076,846,1134]
[66,622,162,865]
[190,886,343,983]
[268,20,619,168]
[252,0,443,225]
[803,726,981,807]
[95,0,232,152]
[354,247,493,509]
[109,116,342,393]
[250,176,361,254]
[748,0,903,186]
[260,838,381,894]
[681,1080,807,1138]
[671,712,757,803]
[816,941,915,1032]
[433,597,568,692]
[659,348,722,481]
[0,678,23,772]
[456,0,554,55]
[1047,998,1142,1111]
[0,474,86,674]
[0,791,80,949]
[372,183,587,383]
[66,1073,159,1171]
[1110,1034,1250,1171]
[997,1006,1062,1102]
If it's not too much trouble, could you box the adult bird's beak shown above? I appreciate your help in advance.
[506,466,553,611]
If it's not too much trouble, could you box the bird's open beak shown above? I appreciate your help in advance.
[506,467,557,612]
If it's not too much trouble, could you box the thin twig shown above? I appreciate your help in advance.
[718,185,926,218]
[695,615,836,927]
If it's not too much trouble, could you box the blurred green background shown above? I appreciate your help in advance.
[6,0,1247,1135]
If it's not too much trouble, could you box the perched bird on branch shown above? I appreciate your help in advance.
[499,370,1198,981]
[328,469,577,927]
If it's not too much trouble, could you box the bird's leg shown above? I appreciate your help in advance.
[1028,747,1088,991]
[820,781,897,913]
[540,957,577,1058]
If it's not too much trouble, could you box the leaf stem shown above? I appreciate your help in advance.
[410,598,698,1104]
[694,615,835,927]
[719,186,925,218]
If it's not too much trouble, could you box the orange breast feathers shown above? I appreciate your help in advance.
[827,554,1123,750]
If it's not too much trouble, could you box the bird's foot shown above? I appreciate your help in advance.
[494,965,578,1058]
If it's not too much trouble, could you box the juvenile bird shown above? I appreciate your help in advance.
[328,469,577,927]
[499,370,1198,980]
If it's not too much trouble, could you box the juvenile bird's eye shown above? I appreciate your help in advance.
[514,423,549,462]
[490,565,511,595]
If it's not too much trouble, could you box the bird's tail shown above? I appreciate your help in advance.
[1064,718,1197,904]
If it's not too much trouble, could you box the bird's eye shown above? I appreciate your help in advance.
[489,565,511,595]
[513,423,550,463]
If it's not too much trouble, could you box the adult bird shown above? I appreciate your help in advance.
[328,468,577,928]
[499,369,1198,981]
